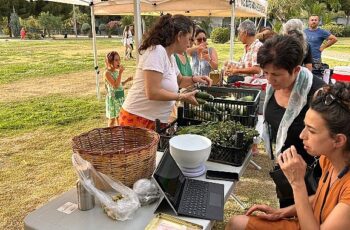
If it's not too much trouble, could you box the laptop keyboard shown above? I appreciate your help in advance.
[179,179,209,217]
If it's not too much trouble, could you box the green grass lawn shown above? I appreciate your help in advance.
[0,37,349,229]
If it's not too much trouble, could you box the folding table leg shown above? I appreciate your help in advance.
[249,160,261,170]
[230,194,246,210]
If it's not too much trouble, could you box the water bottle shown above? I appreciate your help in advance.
[76,180,95,211]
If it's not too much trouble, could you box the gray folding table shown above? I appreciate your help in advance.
[24,150,252,230]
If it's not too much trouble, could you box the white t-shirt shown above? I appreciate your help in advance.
[122,45,180,123]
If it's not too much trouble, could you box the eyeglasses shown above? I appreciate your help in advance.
[323,93,350,114]
[196,37,207,43]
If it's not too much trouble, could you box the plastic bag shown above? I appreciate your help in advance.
[133,179,160,206]
[72,154,140,221]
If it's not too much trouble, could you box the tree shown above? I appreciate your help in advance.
[21,16,40,33]
[121,15,133,28]
[142,15,159,32]
[0,0,30,37]
[38,11,62,37]
[10,9,20,37]
[267,0,304,22]
[198,17,212,37]
[339,0,350,25]
[106,21,120,38]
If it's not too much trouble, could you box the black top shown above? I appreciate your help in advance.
[265,75,325,165]
[302,44,313,66]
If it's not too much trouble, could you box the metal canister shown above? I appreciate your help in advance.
[76,180,95,211]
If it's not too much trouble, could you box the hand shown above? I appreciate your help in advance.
[192,75,213,86]
[245,204,284,221]
[180,90,199,106]
[277,145,307,187]
[118,65,125,74]
[197,42,208,53]
[226,67,239,75]
[122,76,133,86]
[202,49,211,62]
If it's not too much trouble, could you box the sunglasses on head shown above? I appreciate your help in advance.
[323,93,350,113]
[316,88,350,114]
[196,37,207,43]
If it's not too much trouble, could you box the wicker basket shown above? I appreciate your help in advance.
[72,126,160,187]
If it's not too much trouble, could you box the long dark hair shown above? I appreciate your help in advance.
[311,82,350,154]
[138,14,194,53]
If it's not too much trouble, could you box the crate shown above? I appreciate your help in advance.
[209,142,252,167]
[156,111,201,152]
[183,87,260,127]
[156,113,252,166]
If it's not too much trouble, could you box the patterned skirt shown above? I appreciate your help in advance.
[118,108,167,130]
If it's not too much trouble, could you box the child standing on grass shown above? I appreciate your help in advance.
[104,51,132,127]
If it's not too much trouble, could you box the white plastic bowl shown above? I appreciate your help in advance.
[169,134,212,169]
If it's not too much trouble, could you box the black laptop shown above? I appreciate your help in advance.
[153,150,224,221]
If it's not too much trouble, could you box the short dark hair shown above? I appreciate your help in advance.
[195,28,206,37]
[257,35,303,74]
[311,82,350,154]
[139,14,194,53]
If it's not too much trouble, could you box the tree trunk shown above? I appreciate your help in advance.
[7,16,12,38]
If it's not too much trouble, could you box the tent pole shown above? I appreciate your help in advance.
[133,0,142,63]
[229,0,236,61]
[264,4,268,27]
[90,1,100,100]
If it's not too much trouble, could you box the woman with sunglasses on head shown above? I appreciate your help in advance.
[259,35,326,208]
[226,82,350,230]
[187,28,218,76]
[119,14,212,130]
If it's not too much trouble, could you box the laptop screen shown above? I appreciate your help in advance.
[153,151,186,210]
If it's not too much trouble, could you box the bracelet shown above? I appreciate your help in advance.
[176,93,183,101]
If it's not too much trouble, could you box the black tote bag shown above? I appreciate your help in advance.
[269,159,319,200]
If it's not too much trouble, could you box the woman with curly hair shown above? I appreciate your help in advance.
[119,14,212,130]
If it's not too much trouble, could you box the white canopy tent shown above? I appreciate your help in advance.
[37,0,268,98]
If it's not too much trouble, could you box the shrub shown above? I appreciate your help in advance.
[322,23,344,37]
[99,23,106,33]
[26,32,33,39]
[210,27,230,44]
[106,21,120,38]
[343,26,350,37]
[26,33,42,40]
[81,23,91,34]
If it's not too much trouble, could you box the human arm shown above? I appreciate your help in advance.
[105,68,123,89]
[226,65,261,76]
[320,34,337,52]
[279,146,318,229]
[122,76,133,86]
[186,42,207,56]
[245,195,315,220]
[178,74,213,88]
[144,70,199,105]
[202,47,218,70]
